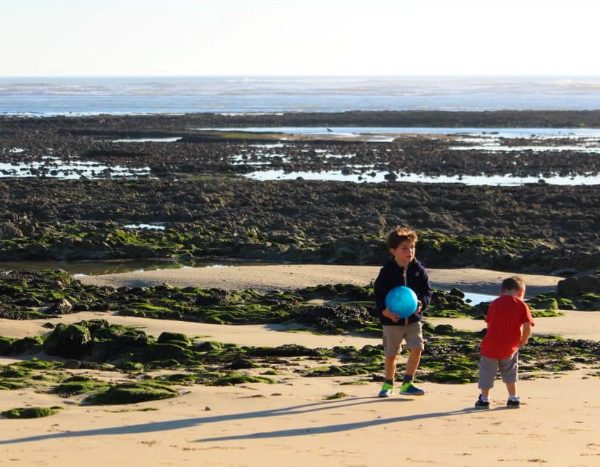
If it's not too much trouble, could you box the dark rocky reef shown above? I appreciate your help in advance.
[1,178,599,272]
[5,110,600,132]
[1,112,600,272]
[0,269,112,319]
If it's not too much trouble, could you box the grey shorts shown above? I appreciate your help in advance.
[382,322,425,357]
[478,353,519,389]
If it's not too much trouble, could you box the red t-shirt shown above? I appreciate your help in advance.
[480,295,535,359]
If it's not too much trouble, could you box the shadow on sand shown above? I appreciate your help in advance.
[0,396,488,445]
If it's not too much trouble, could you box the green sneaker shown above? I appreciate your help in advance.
[378,382,394,398]
[399,382,425,396]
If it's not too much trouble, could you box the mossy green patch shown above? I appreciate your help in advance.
[85,381,178,405]
[0,359,64,391]
[209,372,274,386]
[307,364,374,377]
[155,373,198,385]
[0,377,31,390]
[0,365,33,379]
[324,392,349,400]
[1,406,62,419]
[157,332,191,347]
[52,376,109,397]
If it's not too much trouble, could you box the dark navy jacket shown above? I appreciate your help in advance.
[373,258,433,326]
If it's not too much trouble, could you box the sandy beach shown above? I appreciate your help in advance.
[77,264,562,296]
[1,265,598,466]
[1,368,598,466]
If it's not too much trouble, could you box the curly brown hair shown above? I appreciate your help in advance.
[386,226,418,250]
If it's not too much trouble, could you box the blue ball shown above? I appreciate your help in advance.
[385,286,418,318]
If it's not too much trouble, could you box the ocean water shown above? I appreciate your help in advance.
[2,76,600,115]
[244,169,600,186]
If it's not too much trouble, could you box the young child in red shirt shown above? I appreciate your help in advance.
[475,276,534,409]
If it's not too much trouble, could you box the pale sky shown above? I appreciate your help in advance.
[1,0,599,76]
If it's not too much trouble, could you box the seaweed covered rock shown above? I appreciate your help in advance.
[145,342,191,361]
[157,332,191,347]
[0,269,112,318]
[0,336,15,355]
[296,304,378,334]
[298,283,373,301]
[195,288,232,306]
[43,323,92,358]
[85,381,178,405]
[425,289,474,318]
[52,376,108,397]
[526,273,600,311]
[9,336,43,355]
[0,221,23,239]
[44,298,73,315]
[557,273,600,306]
[209,372,273,386]
[248,343,327,358]
[1,406,62,419]
[433,324,455,335]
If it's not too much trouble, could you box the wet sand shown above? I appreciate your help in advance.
[78,264,562,296]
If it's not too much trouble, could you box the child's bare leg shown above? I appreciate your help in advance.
[480,387,490,398]
[405,348,422,377]
[506,382,517,397]
[384,355,397,381]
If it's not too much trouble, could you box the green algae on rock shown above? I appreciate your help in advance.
[208,372,274,386]
[1,406,62,419]
[0,359,63,391]
[324,392,349,400]
[0,312,598,400]
[0,269,111,319]
[52,376,109,397]
[85,381,178,405]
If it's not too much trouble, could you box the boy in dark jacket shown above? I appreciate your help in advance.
[374,226,433,397]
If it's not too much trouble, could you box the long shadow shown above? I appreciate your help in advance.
[0,396,409,445]
[196,406,487,442]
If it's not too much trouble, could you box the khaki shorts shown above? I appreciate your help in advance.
[382,322,425,357]
[478,353,519,389]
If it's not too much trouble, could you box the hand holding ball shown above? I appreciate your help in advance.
[385,286,418,318]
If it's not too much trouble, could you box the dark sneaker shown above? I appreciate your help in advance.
[378,382,394,398]
[399,382,425,396]
[475,395,490,409]
[506,398,520,408]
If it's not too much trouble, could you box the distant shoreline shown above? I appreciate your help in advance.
[4,110,600,127]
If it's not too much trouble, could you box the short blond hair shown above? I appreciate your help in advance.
[386,226,418,250]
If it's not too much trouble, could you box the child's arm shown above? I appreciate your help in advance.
[415,267,433,315]
[520,322,532,346]
[382,308,400,323]
[373,268,398,322]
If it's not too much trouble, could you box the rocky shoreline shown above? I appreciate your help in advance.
[5,109,600,129]
[1,269,597,408]
[1,178,599,272]
[1,111,599,272]
[3,113,600,179]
